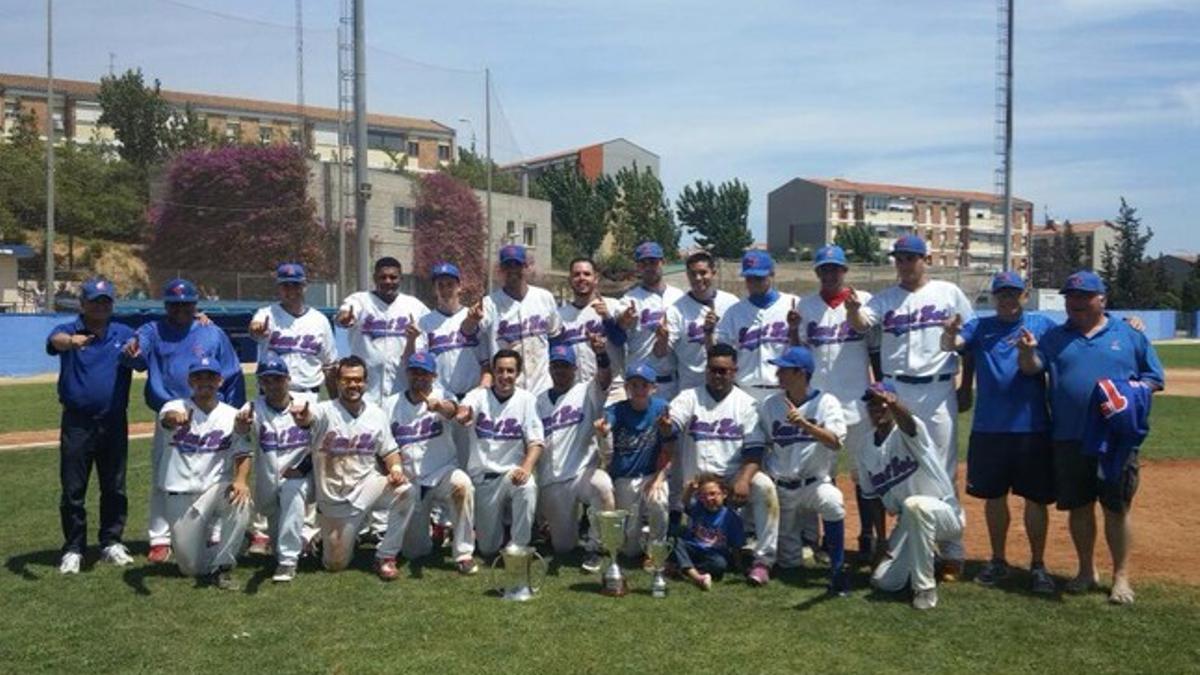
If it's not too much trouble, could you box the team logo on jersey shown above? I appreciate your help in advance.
[770,419,818,446]
[475,413,525,441]
[542,404,586,433]
[319,431,377,456]
[881,305,952,336]
[268,332,323,356]
[805,320,864,346]
[172,428,233,454]
[638,308,666,330]
[558,319,603,346]
[1110,340,1122,351]
[688,417,745,441]
[428,328,479,355]
[259,426,312,453]
[391,416,444,445]
[684,321,708,345]
[865,454,919,495]
[736,322,790,350]
[496,316,550,344]
[1096,378,1130,418]
[360,315,413,339]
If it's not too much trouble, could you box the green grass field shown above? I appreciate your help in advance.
[1,439,1198,674]
[1154,343,1200,370]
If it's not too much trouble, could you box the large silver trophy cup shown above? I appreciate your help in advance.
[647,539,671,598]
[596,509,630,597]
[490,544,546,602]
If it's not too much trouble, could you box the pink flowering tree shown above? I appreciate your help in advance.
[413,173,486,302]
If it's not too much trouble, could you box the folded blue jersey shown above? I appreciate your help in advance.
[1081,379,1152,483]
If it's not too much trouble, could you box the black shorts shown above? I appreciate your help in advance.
[1052,441,1140,513]
[966,432,1054,504]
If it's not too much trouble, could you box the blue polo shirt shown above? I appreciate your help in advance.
[682,498,746,553]
[1037,315,1164,441]
[959,312,1056,434]
[128,319,246,411]
[604,396,668,479]
[45,317,135,418]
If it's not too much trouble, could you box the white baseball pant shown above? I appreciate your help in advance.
[255,477,315,566]
[148,442,171,547]
[729,471,780,567]
[402,469,476,563]
[540,468,614,554]
[473,472,537,556]
[317,476,415,571]
[871,496,964,593]
[777,478,844,568]
[163,483,251,577]
[612,474,669,557]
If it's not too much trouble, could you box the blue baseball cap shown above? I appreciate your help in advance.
[634,241,664,261]
[813,245,848,269]
[891,235,928,256]
[275,263,307,284]
[741,250,775,277]
[1060,270,1106,295]
[188,355,221,376]
[406,352,438,374]
[991,271,1026,293]
[431,262,460,280]
[625,361,657,383]
[768,346,815,376]
[549,344,577,366]
[162,278,199,303]
[861,381,897,401]
[256,356,290,377]
[81,277,115,301]
[499,244,527,265]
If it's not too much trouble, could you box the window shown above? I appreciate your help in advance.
[393,206,413,231]
[367,131,404,151]
[438,144,451,161]
[259,126,273,144]
[864,196,888,211]
[225,122,241,140]
[289,128,301,145]
[407,140,419,157]
[506,220,516,240]
[523,223,537,247]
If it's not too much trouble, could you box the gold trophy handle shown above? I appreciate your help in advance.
[528,551,548,594]
[489,554,506,595]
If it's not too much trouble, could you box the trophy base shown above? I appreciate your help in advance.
[502,585,535,602]
[600,579,628,597]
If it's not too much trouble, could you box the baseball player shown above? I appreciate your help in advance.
[555,257,625,392]
[384,352,478,575]
[858,382,964,610]
[455,349,545,557]
[480,245,563,396]
[846,235,974,575]
[232,357,315,583]
[290,355,416,581]
[123,277,246,565]
[799,245,883,563]
[714,250,802,403]
[335,257,430,406]
[666,343,779,586]
[616,242,685,400]
[751,346,850,594]
[594,362,672,561]
[940,271,1057,594]
[537,341,614,569]
[413,262,487,400]
[154,356,252,590]
[658,250,738,393]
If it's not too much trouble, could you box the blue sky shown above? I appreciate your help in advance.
[2,0,1197,255]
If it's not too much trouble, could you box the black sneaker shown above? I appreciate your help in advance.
[975,559,1008,587]
[213,565,237,591]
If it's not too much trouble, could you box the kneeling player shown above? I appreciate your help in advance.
[155,356,251,589]
[673,473,745,590]
[858,382,964,610]
[292,356,415,581]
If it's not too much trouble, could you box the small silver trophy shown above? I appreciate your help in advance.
[647,539,671,598]
[596,509,630,597]
[490,544,546,602]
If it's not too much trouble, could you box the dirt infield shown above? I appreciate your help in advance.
[1164,369,1200,397]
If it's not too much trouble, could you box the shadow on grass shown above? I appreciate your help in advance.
[5,548,62,581]
[959,559,1066,603]
[122,562,186,596]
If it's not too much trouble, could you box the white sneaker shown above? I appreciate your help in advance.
[100,543,134,567]
[912,588,939,610]
[59,551,82,575]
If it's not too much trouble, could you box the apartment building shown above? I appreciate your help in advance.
[1029,219,1121,271]
[767,177,1034,270]
[500,137,659,182]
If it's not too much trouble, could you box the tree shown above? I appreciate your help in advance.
[163,103,221,154]
[440,147,522,196]
[413,172,487,302]
[536,164,612,268]
[1180,259,1200,313]
[97,69,174,175]
[609,164,679,260]
[833,223,882,263]
[1100,198,1157,308]
[675,179,752,258]
[1032,221,1084,289]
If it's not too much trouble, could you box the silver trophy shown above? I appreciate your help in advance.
[595,509,630,597]
[490,544,546,602]
[647,539,671,598]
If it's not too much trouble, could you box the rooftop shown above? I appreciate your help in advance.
[1031,220,1118,237]
[803,177,1032,206]
[499,137,658,170]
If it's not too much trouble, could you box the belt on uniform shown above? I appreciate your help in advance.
[775,476,820,490]
[482,472,504,481]
[751,384,780,389]
[656,375,674,384]
[290,386,321,393]
[886,373,953,385]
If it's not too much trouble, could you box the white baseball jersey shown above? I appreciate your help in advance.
[155,399,245,493]
[750,391,846,481]
[461,387,545,479]
[416,307,486,396]
[715,292,801,390]
[233,396,313,494]
[251,304,337,390]
[536,381,606,485]
[860,280,974,378]
[667,290,739,391]
[307,398,398,514]
[855,416,962,520]
[557,297,623,383]
[339,291,430,403]
[620,284,685,381]
[667,385,760,482]
[384,386,459,487]
[483,286,562,395]
[799,291,876,424]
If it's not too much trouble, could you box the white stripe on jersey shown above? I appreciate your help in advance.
[667,385,759,482]
[417,308,486,396]
[668,290,739,391]
[308,399,398,514]
[233,397,313,497]
[483,286,563,395]
[860,280,974,377]
[855,416,962,520]
[620,285,685,380]
[557,297,622,384]
[715,292,801,389]
[339,291,430,404]
[461,387,545,478]
[751,391,846,481]
[536,381,606,485]
[252,305,337,389]
[798,291,874,421]
[155,399,244,493]
[384,386,459,486]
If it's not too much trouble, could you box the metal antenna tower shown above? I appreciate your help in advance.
[994,0,1015,271]
[295,0,306,153]
[335,0,354,296]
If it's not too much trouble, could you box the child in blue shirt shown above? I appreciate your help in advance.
[672,472,745,590]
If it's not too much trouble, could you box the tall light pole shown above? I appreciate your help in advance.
[457,117,476,154]
[484,68,494,293]
[44,0,55,311]
[352,0,370,290]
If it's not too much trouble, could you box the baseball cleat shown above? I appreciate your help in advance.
[272,564,297,583]
[59,551,82,575]
[1030,566,1056,595]
[580,552,603,574]
[100,543,134,567]
[247,533,272,556]
[975,560,1008,587]
[912,588,938,610]
[936,559,963,583]
[1065,574,1098,594]
[456,558,480,576]
[147,544,172,564]
[375,557,399,581]
[746,562,771,587]
[212,566,237,591]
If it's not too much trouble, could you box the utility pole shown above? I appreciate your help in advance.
[44,0,55,312]
[484,68,493,292]
[353,0,370,291]
[995,0,1015,272]
[295,0,306,153]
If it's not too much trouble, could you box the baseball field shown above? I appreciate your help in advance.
[2,347,1199,673]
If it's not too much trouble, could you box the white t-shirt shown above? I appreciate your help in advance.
[155,399,245,493]
[483,285,563,395]
[859,280,974,378]
[460,387,545,479]
[799,291,876,424]
[234,396,313,497]
[251,304,337,390]
[667,385,760,482]
[416,307,486,396]
[557,297,623,384]
[619,284,685,381]
[384,386,459,486]
[339,291,430,404]
[308,398,398,515]
[666,290,739,391]
[855,415,963,521]
[751,391,846,481]
[536,380,607,485]
[715,292,801,390]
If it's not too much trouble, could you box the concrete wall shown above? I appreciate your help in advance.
[601,138,660,178]
[767,179,828,255]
